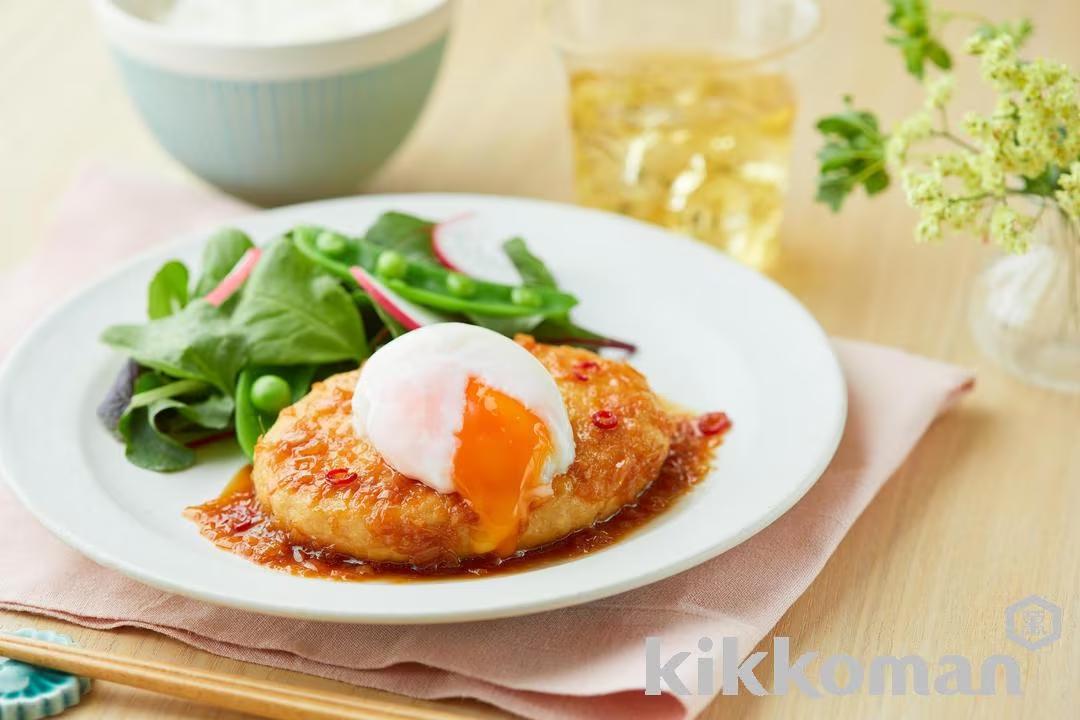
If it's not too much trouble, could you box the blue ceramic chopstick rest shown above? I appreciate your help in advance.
[0,630,91,720]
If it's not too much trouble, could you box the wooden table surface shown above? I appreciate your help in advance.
[1,0,1077,718]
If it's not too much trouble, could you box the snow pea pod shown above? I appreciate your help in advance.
[292,226,371,281]
[292,227,578,319]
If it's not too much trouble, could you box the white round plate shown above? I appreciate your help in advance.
[0,194,845,623]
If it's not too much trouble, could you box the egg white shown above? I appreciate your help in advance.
[352,323,576,495]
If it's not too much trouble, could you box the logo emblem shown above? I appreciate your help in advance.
[1005,595,1062,651]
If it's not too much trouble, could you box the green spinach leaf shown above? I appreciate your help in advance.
[117,372,236,471]
[147,261,190,319]
[497,237,636,351]
[502,237,557,288]
[527,318,631,351]
[231,238,368,365]
[120,402,197,471]
[365,211,437,262]
[192,228,254,297]
[175,392,235,430]
[117,373,196,471]
[102,301,248,394]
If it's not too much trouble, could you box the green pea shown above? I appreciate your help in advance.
[510,286,543,308]
[375,250,408,280]
[445,272,477,297]
[292,225,319,243]
[250,374,292,414]
[315,231,348,258]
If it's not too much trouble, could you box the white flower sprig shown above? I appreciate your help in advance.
[815,1,1080,253]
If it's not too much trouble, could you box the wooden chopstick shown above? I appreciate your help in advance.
[0,634,472,720]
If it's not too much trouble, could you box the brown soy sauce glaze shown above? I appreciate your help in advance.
[185,415,730,581]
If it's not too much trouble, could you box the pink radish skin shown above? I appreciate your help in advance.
[205,247,262,307]
[431,212,474,272]
[349,265,441,330]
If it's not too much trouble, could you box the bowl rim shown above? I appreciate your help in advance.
[92,0,453,80]
[93,0,451,50]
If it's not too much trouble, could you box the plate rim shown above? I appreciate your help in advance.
[0,192,846,623]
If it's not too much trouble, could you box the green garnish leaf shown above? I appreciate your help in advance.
[147,260,189,319]
[232,238,369,365]
[125,377,208,411]
[886,0,952,79]
[497,237,635,351]
[364,211,437,263]
[116,372,232,472]
[814,98,890,211]
[119,402,196,472]
[815,100,883,140]
[177,392,235,430]
[502,237,558,289]
[102,301,248,395]
[529,317,637,352]
[192,228,254,298]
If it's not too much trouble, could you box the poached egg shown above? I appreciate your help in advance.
[352,323,575,554]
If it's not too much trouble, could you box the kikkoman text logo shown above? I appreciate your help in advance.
[645,595,1062,697]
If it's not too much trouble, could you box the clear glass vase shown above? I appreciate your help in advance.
[969,208,1080,393]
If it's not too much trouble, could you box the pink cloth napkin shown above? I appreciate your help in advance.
[0,166,973,719]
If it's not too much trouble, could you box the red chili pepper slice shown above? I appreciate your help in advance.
[591,410,619,430]
[697,412,732,436]
[325,467,358,485]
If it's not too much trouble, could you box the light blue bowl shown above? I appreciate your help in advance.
[93,0,452,205]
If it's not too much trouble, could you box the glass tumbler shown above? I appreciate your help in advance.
[548,0,819,269]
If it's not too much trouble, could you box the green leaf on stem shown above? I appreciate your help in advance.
[886,0,952,79]
[814,98,890,211]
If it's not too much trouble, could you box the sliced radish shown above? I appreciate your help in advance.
[431,212,471,272]
[432,213,521,284]
[205,247,262,307]
[349,265,444,331]
[435,214,637,353]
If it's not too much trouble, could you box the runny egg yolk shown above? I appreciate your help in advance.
[452,378,553,556]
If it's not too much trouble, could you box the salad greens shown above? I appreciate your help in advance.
[102,301,248,395]
[100,210,633,473]
[147,261,189,320]
[502,237,558,288]
[234,365,318,459]
[115,371,234,472]
[293,225,579,318]
[364,211,438,261]
[231,239,368,365]
[191,228,255,297]
[500,236,637,351]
